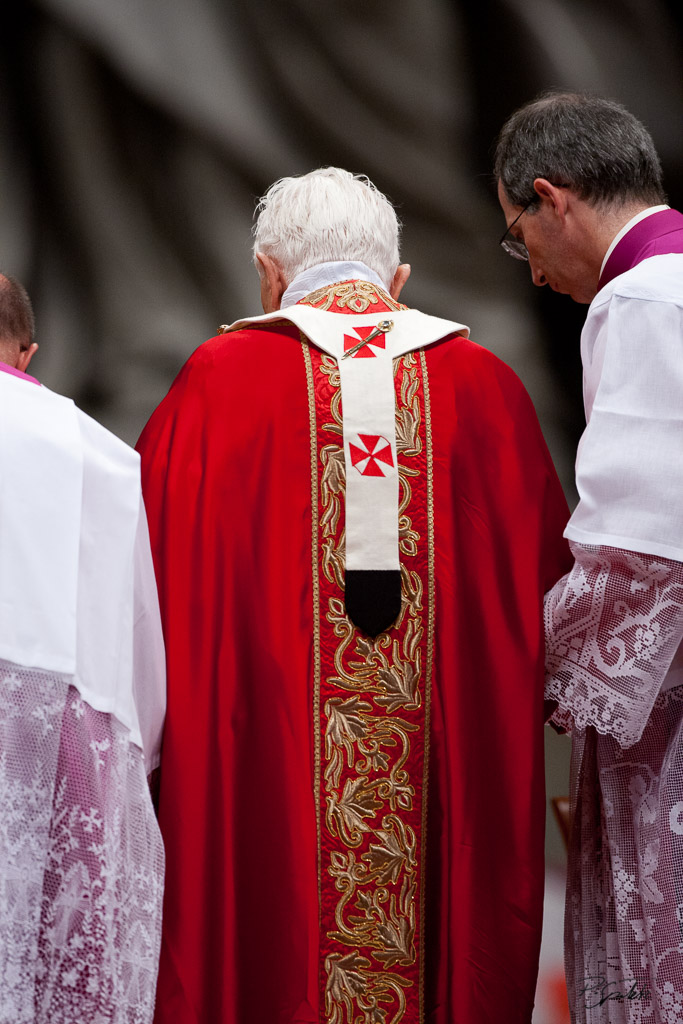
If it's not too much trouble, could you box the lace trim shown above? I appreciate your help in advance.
[545,544,683,748]
[565,686,683,1021]
[0,663,164,1023]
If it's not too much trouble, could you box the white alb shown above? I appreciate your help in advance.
[545,244,683,1023]
[0,370,165,1024]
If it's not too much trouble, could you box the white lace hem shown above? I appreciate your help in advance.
[545,543,683,748]
[0,661,164,1024]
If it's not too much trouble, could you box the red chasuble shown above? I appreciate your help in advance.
[137,281,571,1024]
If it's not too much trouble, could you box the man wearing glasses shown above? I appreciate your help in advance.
[496,91,683,1023]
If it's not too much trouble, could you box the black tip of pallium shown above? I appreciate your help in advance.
[345,569,402,638]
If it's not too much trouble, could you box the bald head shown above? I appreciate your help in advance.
[0,274,38,372]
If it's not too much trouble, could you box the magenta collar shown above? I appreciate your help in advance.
[0,361,40,385]
[599,209,683,291]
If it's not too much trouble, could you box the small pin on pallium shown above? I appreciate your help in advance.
[341,320,394,359]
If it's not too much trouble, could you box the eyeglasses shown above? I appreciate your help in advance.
[499,184,570,261]
[499,197,537,261]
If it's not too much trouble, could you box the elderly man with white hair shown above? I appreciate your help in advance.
[138,167,571,1024]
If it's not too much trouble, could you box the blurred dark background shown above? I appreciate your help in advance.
[1,0,682,868]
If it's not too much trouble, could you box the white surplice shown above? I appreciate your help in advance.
[0,370,165,1024]
[545,250,683,1022]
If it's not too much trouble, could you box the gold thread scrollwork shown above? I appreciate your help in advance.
[301,281,406,314]
[318,340,431,1024]
[325,951,410,1024]
[325,700,418,815]
[327,829,417,966]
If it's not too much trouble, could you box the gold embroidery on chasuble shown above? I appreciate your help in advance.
[301,280,405,314]
[301,283,434,1024]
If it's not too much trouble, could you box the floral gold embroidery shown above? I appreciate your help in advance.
[325,951,410,1024]
[308,298,432,1024]
[301,281,406,314]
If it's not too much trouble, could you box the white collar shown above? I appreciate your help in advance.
[280,261,389,309]
[599,205,670,276]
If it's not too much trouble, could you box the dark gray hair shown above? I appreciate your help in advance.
[0,273,35,347]
[494,91,666,209]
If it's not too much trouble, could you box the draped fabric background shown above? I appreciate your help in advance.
[1,0,681,871]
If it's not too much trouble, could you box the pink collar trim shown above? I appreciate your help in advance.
[598,209,683,291]
[0,361,40,385]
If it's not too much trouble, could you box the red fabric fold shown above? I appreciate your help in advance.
[138,315,571,1024]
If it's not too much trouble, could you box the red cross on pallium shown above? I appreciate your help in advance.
[343,325,387,358]
[349,434,394,477]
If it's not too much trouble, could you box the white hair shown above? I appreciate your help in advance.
[252,167,401,287]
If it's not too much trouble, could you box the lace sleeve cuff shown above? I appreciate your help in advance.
[544,543,683,747]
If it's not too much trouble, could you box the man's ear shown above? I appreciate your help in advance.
[16,342,38,373]
[254,252,288,312]
[17,342,38,373]
[533,179,570,222]
[390,264,411,301]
